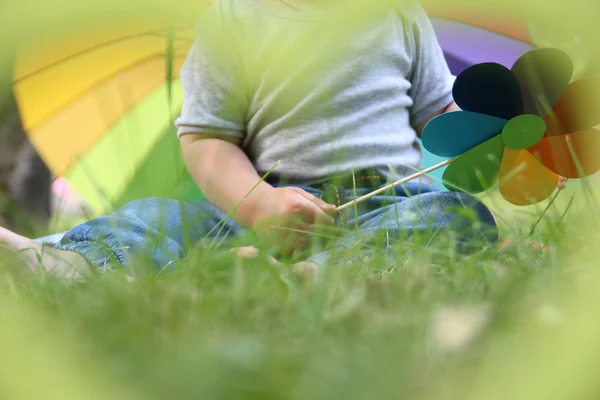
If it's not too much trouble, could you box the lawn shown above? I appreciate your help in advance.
[1,178,599,400]
[2,0,599,396]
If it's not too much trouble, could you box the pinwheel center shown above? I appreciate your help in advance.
[501,114,546,150]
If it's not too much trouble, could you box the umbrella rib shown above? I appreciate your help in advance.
[147,33,195,43]
[26,52,187,177]
[13,27,192,84]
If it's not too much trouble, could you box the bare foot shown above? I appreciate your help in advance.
[291,261,319,280]
[230,246,319,280]
[230,246,281,266]
[0,226,90,280]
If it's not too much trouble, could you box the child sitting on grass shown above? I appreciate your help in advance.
[0,0,564,280]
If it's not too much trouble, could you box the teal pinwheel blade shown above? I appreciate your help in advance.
[443,135,505,193]
[421,111,507,158]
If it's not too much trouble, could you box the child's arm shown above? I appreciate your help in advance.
[175,9,333,252]
[180,134,272,230]
[180,134,334,253]
[405,3,458,138]
[414,101,461,137]
[174,12,269,229]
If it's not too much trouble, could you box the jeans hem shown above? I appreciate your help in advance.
[56,240,123,273]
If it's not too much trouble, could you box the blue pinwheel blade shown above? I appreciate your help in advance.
[453,62,524,120]
[422,111,507,158]
[511,48,573,118]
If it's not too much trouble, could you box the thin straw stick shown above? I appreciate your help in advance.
[335,157,458,212]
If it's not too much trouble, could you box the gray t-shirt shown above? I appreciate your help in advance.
[175,0,455,185]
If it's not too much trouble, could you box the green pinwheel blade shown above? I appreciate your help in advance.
[443,135,505,193]
[501,114,546,150]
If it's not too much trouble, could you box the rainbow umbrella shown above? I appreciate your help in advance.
[12,4,538,215]
[12,23,198,215]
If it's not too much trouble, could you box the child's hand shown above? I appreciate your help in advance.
[250,187,336,255]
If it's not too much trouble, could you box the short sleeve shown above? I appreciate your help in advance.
[174,6,248,142]
[405,3,455,127]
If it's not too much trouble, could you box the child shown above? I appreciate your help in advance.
[0,0,524,279]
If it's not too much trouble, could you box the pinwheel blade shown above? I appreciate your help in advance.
[528,128,600,178]
[453,62,524,120]
[544,78,600,136]
[422,111,507,158]
[442,135,505,193]
[499,147,559,206]
[511,48,573,118]
[501,114,546,150]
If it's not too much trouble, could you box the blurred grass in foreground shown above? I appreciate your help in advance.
[0,193,597,400]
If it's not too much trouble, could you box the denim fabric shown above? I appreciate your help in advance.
[36,182,498,273]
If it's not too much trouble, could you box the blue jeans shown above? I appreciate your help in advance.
[36,182,498,273]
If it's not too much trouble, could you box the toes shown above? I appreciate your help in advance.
[0,227,43,266]
[230,246,282,266]
[525,240,551,253]
[501,239,552,253]
[0,227,89,280]
[292,261,319,280]
[230,246,319,279]
[230,246,261,258]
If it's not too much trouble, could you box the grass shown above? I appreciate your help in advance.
[1,177,598,400]
[2,0,599,396]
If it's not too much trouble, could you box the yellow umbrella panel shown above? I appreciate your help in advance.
[13,26,196,215]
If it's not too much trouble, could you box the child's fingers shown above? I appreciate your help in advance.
[230,246,260,258]
[265,221,313,252]
[292,187,336,213]
[276,234,310,255]
[299,200,335,225]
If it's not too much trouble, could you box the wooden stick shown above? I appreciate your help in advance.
[335,157,458,212]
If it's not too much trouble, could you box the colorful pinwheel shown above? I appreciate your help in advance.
[424,11,534,188]
[422,47,600,205]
